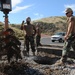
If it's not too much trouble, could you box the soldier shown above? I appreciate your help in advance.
[21,17,36,56]
[1,28,22,62]
[36,23,42,47]
[55,8,75,65]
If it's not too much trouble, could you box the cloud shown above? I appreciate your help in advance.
[34,13,44,17]
[63,4,75,13]
[32,13,44,20]
[12,0,23,8]
[11,5,33,13]
[34,13,39,16]
[11,0,34,13]
[35,13,44,18]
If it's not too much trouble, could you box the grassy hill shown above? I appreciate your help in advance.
[0,22,24,40]
[33,16,66,23]
[32,16,67,35]
[0,16,67,39]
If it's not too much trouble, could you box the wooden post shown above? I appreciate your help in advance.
[4,12,9,30]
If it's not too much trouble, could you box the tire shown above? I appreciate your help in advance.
[59,38,62,43]
[62,40,64,42]
[52,40,55,42]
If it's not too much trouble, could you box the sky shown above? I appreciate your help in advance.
[0,0,75,24]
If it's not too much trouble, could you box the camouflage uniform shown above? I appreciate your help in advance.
[25,35,36,52]
[62,33,75,56]
[55,8,75,65]
[36,23,42,47]
[21,17,36,56]
[36,35,41,46]
[62,16,75,57]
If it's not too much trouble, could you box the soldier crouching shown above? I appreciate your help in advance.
[1,28,22,63]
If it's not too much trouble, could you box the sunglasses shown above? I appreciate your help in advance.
[66,12,70,15]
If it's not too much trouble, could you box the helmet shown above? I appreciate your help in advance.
[65,8,73,13]
[26,17,31,22]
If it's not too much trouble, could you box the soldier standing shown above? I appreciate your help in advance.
[36,23,42,47]
[55,8,75,65]
[21,17,36,56]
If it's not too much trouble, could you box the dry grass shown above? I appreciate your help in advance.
[34,16,66,24]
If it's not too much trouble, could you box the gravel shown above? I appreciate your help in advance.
[0,52,75,75]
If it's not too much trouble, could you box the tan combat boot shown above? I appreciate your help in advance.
[54,55,67,66]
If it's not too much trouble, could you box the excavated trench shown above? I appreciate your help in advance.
[33,56,60,65]
[0,52,75,75]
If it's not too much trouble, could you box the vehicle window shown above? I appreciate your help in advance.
[55,32,65,36]
[63,33,65,36]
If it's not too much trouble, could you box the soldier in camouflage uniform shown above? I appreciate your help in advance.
[21,17,36,56]
[55,8,75,65]
[36,23,42,47]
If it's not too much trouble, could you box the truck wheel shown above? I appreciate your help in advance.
[52,40,55,42]
[59,38,62,43]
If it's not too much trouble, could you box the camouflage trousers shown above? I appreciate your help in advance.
[25,35,36,52]
[62,34,75,56]
[36,35,41,47]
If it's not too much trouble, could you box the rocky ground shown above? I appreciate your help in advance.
[0,34,75,75]
[0,51,75,75]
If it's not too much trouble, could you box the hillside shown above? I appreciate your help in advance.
[0,22,24,40]
[0,16,67,38]
[33,16,66,23]
[32,16,67,35]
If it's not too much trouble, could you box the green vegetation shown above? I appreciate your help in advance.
[0,16,67,39]
[0,22,24,40]
[32,16,67,35]
[0,22,4,32]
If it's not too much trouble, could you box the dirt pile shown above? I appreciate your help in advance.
[0,61,43,75]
